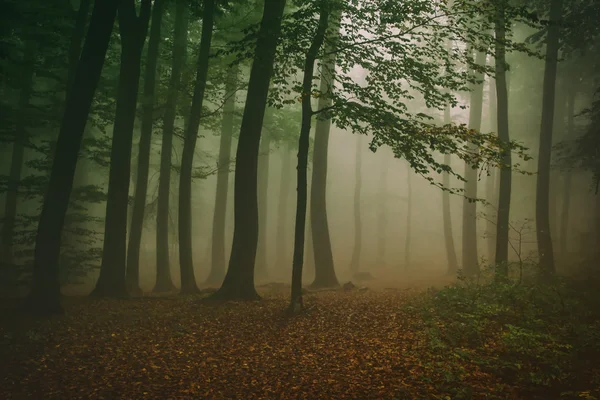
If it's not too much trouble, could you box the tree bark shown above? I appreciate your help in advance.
[535,0,563,277]
[66,0,92,100]
[349,134,363,273]
[156,0,188,293]
[256,116,272,279]
[310,11,341,289]
[207,65,238,286]
[125,0,166,295]
[92,0,152,298]
[404,162,413,269]
[178,0,215,294]
[376,152,390,267]
[28,0,119,314]
[461,49,486,276]
[0,41,35,264]
[494,2,512,276]
[442,106,459,275]
[559,86,576,260]
[276,141,293,272]
[289,3,329,312]
[486,75,498,262]
[211,0,286,301]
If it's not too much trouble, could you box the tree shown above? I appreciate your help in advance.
[494,1,512,277]
[404,162,413,269]
[485,77,497,261]
[92,0,152,298]
[178,0,216,294]
[28,0,120,313]
[211,0,287,301]
[558,86,576,259]
[442,105,458,275]
[290,0,330,312]
[156,0,188,293]
[375,151,390,267]
[535,0,563,277]
[275,140,293,272]
[256,111,272,279]
[349,133,363,273]
[127,0,167,295]
[207,65,238,286]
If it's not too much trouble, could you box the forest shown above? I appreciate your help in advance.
[0,0,599,398]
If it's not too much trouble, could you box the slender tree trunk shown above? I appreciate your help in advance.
[276,141,293,271]
[535,0,563,277]
[486,76,498,261]
[0,41,35,264]
[207,66,238,286]
[559,87,576,260]
[494,3,512,276]
[289,3,329,312]
[156,0,188,293]
[211,0,286,301]
[28,0,119,314]
[310,12,342,289]
[462,49,486,276]
[376,152,390,267]
[442,106,459,275]
[256,118,272,279]
[126,0,166,295]
[178,0,215,294]
[349,134,363,273]
[66,0,92,100]
[92,0,152,298]
[404,163,412,269]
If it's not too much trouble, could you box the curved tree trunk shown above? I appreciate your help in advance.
[211,0,287,301]
[92,0,152,298]
[156,0,188,293]
[207,66,238,286]
[127,0,166,295]
[177,0,215,294]
[535,0,563,277]
[442,106,459,275]
[349,134,363,273]
[28,0,120,314]
[461,49,486,276]
[276,141,293,272]
[310,12,342,289]
[289,3,329,312]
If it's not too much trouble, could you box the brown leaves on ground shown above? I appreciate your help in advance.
[1,287,519,399]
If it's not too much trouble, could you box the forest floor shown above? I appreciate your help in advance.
[0,278,597,399]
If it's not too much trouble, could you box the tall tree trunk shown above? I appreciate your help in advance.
[349,134,363,273]
[404,162,412,269]
[207,66,238,286]
[66,0,92,100]
[0,41,35,264]
[289,3,329,312]
[28,0,120,314]
[535,0,563,277]
[462,49,486,276]
[486,75,498,261]
[256,119,272,279]
[494,2,512,276]
[442,106,459,275]
[276,141,293,272]
[559,87,576,260]
[376,152,390,267]
[211,0,286,301]
[126,0,166,295]
[310,12,342,289]
[156,0,188,293]
[92,0,152,298]
[178,0,215,294]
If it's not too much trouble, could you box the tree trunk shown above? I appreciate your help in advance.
[125,0,166,295]
[376,152,390,267]
[289,3,329,312]
[349,134,363,273]
[461,49,486,276]
[486,75,498,261]
[310,12,342,289]
[276,141,293,272]
[494,3,512,277]
[535,0,563,277]
[66,0,92,100]
[442,106,459,275]
[92,0,152,298]
[256,118,272,279]
[28,0,120,314]
[559,86,576,260]
[156,0,188,293]
[211,0,286,301]
[404,162,412,269]
[178,0,215,294]
[207,65,238,286]
[0,41,35,264]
